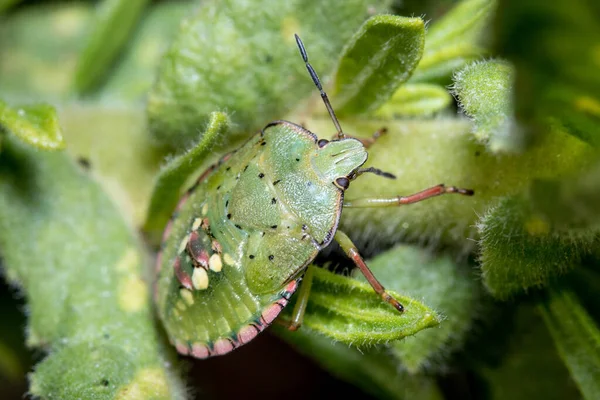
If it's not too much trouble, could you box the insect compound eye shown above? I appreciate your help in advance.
[317,139,329,148]
[334,177,350,190]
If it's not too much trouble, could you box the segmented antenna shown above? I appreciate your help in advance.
[294,34,345,139]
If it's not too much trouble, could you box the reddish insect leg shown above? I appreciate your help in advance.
[344,183,474,208]
[335,127,387,148]
[334,230,404,313]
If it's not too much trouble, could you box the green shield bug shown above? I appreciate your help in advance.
[154,34,474,358]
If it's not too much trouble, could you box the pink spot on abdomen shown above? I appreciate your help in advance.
[237,324,261,345]
[175,192,190,210]
[175,341,189,355]
[161,219,174,244]
[285,280,298,293]
[191,343,210,359]
[213,338,235,356]
[261,301,288,325]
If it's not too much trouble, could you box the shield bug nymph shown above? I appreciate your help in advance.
[154,34,474,358]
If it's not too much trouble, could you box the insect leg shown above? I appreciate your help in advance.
[273,267,314,330]
[343,184,474,208]
[334,230,404,313]
[286,266,314,331]
[332,127,387,148]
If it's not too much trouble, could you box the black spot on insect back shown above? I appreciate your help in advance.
[268,255,274,261]
[271,225,278,229]
[249,255,255,259]
[258,173,265,178]
[271,198,277,204]
[273,179,281,186]
[227,213,232,219]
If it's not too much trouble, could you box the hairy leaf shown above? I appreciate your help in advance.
[147,0,391,149]
[0,100,65,150]
[540,286,600,400]
[495,0,600,147]
[477,305,581,400]
[0,3,92,100]
[0,135,185,398]
[453,60,521,152]
[410,0,496,84]
[58,105,162,227]
[144,111,230,241]
[478,195,597,299]
[374,83,452,117]
[281,266,439,346]
[356,245,481,373]
[96,1,190,102]
[333,15,425,116]
[529,163,600,232]
[75,0,150,93]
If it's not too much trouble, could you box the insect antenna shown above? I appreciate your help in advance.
[294,34,345,139]
[352,167,396,180]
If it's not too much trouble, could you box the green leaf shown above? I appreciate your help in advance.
[410,0,496,84]
[392,0,458,18]
[74,0,150,94]
[0,100,65,150]
[0,0,21,14]
[495,0,600,147]
[453,60,521,152]
[332,15,425,116]
[281,266,439,345]
[0,341,23,382]
[0,3,92,100]
[95,1,191,102]
[477,304,582,400]
[0,135,185,398]
[355,245,481,373]
[373,83,452,118]
[147,0,391,149]
[529,163,600,232]
[478,195,597,299]
[143,112,230,240]
[58,104,162,227]
[540,286,600,400]
[276,327,443,400]
[566,266,600,324]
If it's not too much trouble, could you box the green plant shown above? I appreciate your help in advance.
[0,0,598,398]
